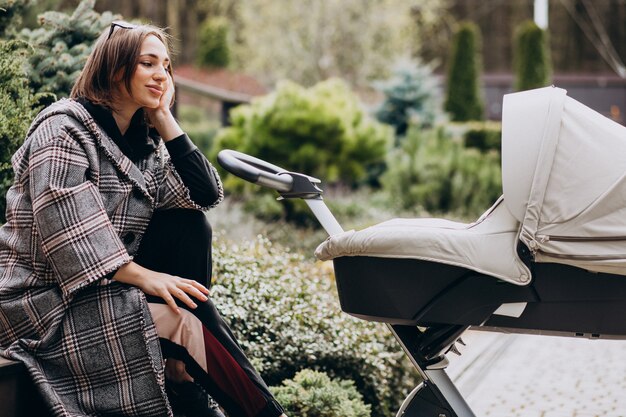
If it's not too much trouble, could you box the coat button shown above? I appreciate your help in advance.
[123,232,135,244]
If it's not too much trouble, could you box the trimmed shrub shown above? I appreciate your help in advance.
[211,235,418,417]
[381,127,501,217]
[462,121,502,152]
[271,369,371,417]
[374,59,443,138]
[196,17,230,69]
[213,78,391,226]
[513,20,552,91]
[214,78,391,186]
[444,21,484,121]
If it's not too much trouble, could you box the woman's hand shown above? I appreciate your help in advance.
[144,72,183,141]
[113,261,210,313]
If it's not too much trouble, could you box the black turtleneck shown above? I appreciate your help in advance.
[77,98,220,207]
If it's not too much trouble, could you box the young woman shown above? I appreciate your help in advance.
[0,21,286,417]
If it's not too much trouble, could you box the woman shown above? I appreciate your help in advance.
[0,21,286,417]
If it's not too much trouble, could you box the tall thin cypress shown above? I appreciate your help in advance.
[513,20,552,91]
[444,21,484,121]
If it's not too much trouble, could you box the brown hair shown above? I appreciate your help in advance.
[70,22,174,108]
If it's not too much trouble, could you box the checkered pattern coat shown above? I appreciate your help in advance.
[0,99,223,416]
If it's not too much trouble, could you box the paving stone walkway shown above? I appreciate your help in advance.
[445,331,626,417]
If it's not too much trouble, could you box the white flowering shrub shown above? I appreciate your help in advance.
[211,235,418,417]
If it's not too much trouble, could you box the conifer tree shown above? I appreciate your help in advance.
[20,0,119,98]
[513,20,552,91]
[374,59,442,140]
[444,21,484,121]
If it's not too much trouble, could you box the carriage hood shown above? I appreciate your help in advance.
[502,86,626,275]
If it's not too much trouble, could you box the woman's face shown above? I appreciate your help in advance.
[119,35,171,110]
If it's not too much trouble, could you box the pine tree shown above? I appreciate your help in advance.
[0,0,31,37]
[513,20,552,91]
[20,0,119,98]
[374,59,442,140]
[444,21,484,121]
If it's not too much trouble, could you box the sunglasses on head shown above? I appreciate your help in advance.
[107,21,137,40]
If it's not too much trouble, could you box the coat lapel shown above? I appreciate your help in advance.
[64,100,156,205]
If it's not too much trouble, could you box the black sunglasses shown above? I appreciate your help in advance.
[107,21,137,40]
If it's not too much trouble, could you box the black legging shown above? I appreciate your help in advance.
[134,209,284,417]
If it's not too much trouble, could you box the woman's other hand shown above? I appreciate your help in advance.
[113,261,210,313]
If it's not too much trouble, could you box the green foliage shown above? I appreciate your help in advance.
[381,127,501,217]
[196,16,230,68]
[374,59,443,138]
[213,78,391,226]
[19,0,118,98]
[211,236,417,417]
[0,40,48,222]
[215,78,391,186]
[271,369,371,417]
[232,0,426,88]
[177,105,220,157]
[513,20,552,91]
[462,121,502,152]
[444,21,484,122]
[0,0,32,37]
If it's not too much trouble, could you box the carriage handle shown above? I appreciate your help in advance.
[216,149,344,235]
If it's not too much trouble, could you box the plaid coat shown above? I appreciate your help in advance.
[0,99,223,416]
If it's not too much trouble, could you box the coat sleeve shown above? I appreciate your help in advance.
[155,141,224,211]
[29,134,131,299]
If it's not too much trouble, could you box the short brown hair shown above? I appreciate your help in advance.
[70,22,174,108]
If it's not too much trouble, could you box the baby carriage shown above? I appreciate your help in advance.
[217,86,626,417]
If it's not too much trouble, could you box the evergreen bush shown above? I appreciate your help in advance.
[271,369,371,417]
[0,0,30,37]
[444,21,484,121]
[374,59,443,139]
[381,127,501,217]
[211,235,417,417]
[0,40,49,223]
[462,121,502,152]
[215,78,391,186]
[196,17,230,68]
[20,0,118,98]
[213,78,391,226]
[513,20,552,91]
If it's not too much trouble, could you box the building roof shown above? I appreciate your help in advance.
[174,65,267,103]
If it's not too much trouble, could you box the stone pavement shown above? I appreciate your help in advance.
[445,331,626,417]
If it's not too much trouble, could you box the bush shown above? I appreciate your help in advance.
[462,121,502,152]
[444,21,484,121]
[374,59,443,138]
[177,105,220,157]
[0,40,49,223]
[20,0,118,98]
[196,17,230,69]
[211,235,418,417]
[513,20,552,91]
[381,127,501,217]
[271,369,371,417]
[214,78,392,187]
[0,0,30,37]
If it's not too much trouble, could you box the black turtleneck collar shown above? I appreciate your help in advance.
[76,97,159,161]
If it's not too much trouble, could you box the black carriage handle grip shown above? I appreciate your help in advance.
[217,149,294,192]
[217,149,324,199]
